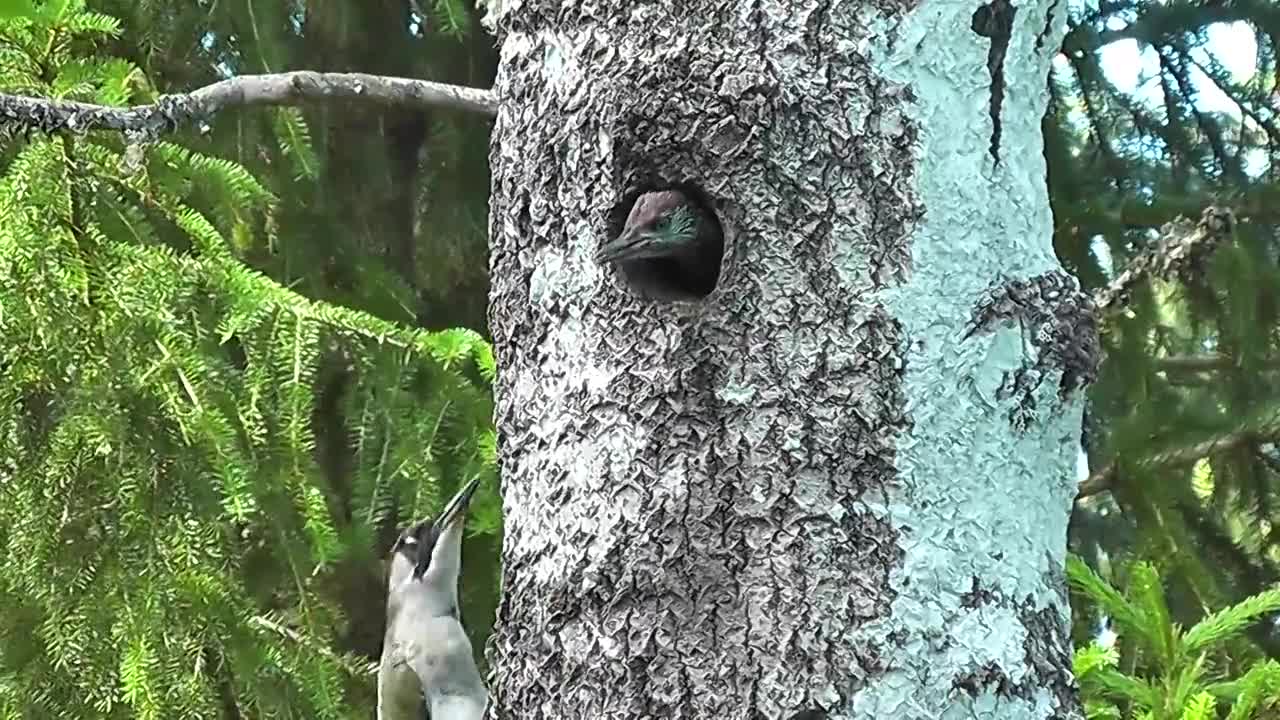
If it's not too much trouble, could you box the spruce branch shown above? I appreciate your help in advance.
[1078,408,1280,500]
[1068,190,1280,231]
[0,71,497,139]
[1183,588,1280,653]
[1065,50,1130,194]
[1155,354,1280,373]
[1059,0,1279,56]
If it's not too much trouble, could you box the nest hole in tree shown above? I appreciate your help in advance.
[603,180,725,302]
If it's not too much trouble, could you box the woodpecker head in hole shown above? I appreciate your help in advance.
[595,189,703,264]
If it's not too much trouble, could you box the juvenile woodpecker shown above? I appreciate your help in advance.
[594,189,723,294]
[378,478,488,720]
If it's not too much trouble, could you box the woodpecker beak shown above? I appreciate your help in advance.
[595,227,661,264]
[432,477,480,533]
[411,477,480,582]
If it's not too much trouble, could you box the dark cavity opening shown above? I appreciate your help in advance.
[602,180,724,302]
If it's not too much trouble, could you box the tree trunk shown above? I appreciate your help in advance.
[484,0,1096,717]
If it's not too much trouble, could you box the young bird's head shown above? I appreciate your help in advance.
[595,190,700,264]
[387,478,480,615]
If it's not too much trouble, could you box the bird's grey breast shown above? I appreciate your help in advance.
[407,616,475,685]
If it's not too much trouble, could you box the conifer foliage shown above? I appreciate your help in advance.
[1054,0,1280,662]
[0,0,1275,714]
[0,2,498,716]
[1068,554,1280,718]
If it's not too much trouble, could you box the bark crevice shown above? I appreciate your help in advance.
[970,0,1017,165]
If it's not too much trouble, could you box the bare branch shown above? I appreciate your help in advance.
[1091,205,1235,315]
[1156,354,1236,373]
[1156,354,1280,373]
[1076,206,1243,500]
[249,615,378,677]
[0,71,497,139]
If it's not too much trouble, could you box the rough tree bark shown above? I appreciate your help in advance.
[483,0,1097,717]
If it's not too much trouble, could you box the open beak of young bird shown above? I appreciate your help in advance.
[409,477,480,582]
[433,477,480,534]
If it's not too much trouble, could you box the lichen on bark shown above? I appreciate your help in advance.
[483,0,1085,717]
